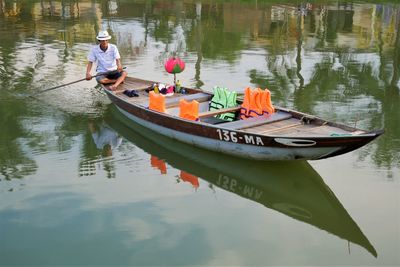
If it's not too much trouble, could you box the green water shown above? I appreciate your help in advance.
[0,1,399,266]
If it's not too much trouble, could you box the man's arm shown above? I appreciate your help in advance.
[114,45,123,72]
[86,61,93,80]
[116,58,123,72]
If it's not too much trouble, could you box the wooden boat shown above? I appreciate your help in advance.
[101,77,383,161]
[104,109,377,257]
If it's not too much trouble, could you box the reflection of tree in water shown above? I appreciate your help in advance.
[0,76,38,181]
[367,9,400,169]
[0,2,37,180]
[247,5,400,169]
[0,102,37,180]
[250,50,399,168]
[0,1,399,173]
[0,1,108,181]
[189,3,244,62]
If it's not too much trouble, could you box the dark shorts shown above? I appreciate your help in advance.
[96,71,122,82]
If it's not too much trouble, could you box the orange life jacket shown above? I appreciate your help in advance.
[260,88,275,115]
[180,171,199,188]
[248,88,263,118]
[240,87,252,119]
[241,87,274,119]
[150,155,167,174]
[149,91,166,113]
[179,99,199,121]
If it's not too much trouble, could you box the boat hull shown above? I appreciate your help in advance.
[104,89,382,161]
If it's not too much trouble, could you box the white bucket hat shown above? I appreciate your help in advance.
[96,30,111,41]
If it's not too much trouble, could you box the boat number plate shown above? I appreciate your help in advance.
[216,129,264,146]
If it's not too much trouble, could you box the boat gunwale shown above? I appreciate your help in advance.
[108,78,383,134]
[103,86,383,143]
[100,77,383,160]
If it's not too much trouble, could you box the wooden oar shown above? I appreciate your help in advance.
[31,68,125,97]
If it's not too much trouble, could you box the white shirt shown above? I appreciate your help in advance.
[87,44,121,73]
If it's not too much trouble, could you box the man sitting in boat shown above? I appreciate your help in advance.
[85,30,127,90]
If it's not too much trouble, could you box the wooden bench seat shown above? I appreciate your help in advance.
[198,106,241,118]
[221,111,292,130]
[165,93,211,108]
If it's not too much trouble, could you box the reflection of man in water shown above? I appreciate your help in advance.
[89,121,122,157]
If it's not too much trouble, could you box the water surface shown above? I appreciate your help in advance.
[0,1,399,266]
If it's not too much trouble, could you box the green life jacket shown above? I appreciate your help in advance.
[218,89,237,121]
[209,86,225,111]
[209,86,238,122]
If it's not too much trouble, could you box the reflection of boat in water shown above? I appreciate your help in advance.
[105,106,377,257]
